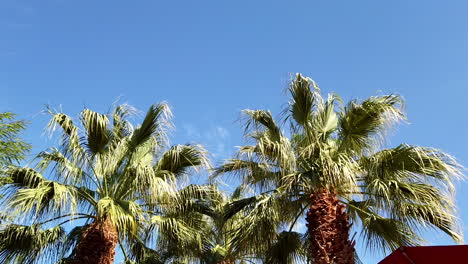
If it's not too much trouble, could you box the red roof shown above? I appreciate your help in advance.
[379,245,468,264]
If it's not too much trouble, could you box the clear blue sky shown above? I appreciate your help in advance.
[2,0,468,263]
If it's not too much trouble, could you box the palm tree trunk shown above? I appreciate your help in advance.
[69,218,118,264]
[306,189,355,264]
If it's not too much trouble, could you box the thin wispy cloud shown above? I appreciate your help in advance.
[181,123,234,160]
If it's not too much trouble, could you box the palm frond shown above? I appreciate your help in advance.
[80,109,110,154]
[36,148,85,185]
[128,239,166,264]
[243,110,282,141]
[338,94,404,154]
[390,201,462,243]
[361,144,463,191]
[116,164,176,204]
[222,196,258,221]
[96,198,141,234]
[0,224,65,264]
[156,144,210,178]
[264,231,306,264]
[285,73,321,127]
[2,167,45,189]
[346,200,423,253]
[361,214,423,254]
[0,112,31,166]
[46,111,86,161]
[112,104,137,140]
[8,180,78,220]
[129,103,171,152]
[213,159,281,191]
[229,192,283,254]
[150,215,202,250]
[310,93,341,141]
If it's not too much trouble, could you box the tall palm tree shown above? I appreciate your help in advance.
[0,103,210,264]
[215,74,464,264]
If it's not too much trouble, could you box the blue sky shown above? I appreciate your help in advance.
[2,0,468,263]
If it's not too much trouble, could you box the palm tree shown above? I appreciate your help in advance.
[0,103,210,264]
[148,184,307,264]
[0,112,31,167]
[215,74,464,264]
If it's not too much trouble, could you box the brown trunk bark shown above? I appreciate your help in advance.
[68,218,118,264]
[306,189,355,264]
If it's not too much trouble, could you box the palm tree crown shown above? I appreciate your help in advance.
[216,74,464,263]
[153,183,307,264]
[0,103,210,264]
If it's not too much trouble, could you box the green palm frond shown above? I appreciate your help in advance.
[117,164,176,203]
[80,109,110,154]
[213,159,281,191]
[129,103,171,152]
[347,200,422,253]
[173,184,217,208]
[150,215,202,250]
[0,224,65,264]
[243,110,282,141]
[0,112,31,167]
[128,239,166,264]
[391,201,462,242]
[310,93,341,141]
[361,144,462,190]
[286,73,321,127]
[46,111,85,161]
[96,198,141,234]
[36,148,85,185]
[112,104,136,140]
[2,167,45,189]
[8,179,79,220]
[222,196,258,221]
[264,231,306,264]
[156,144,210,178]
[229,192,283,254]
[338,94,404,154]
[361,214,423,253]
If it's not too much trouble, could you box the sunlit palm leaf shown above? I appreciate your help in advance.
[80,109,110,154]
[338,95,404,154]
[0,224,65,264]
[2,167,45,189]
[156,144,210,178]
[129,103,171,152]
[286,73,320,127]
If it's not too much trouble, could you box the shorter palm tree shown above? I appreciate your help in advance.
[0,103,210,264]
[168,185,308,264]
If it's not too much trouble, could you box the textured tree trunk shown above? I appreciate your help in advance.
[69,218,118,264]
[306,189,355,264]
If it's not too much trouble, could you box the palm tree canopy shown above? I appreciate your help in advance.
[0,112,31,167]
[0,103,210,264]
[215,73,464,256]
[147,183,307,264]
